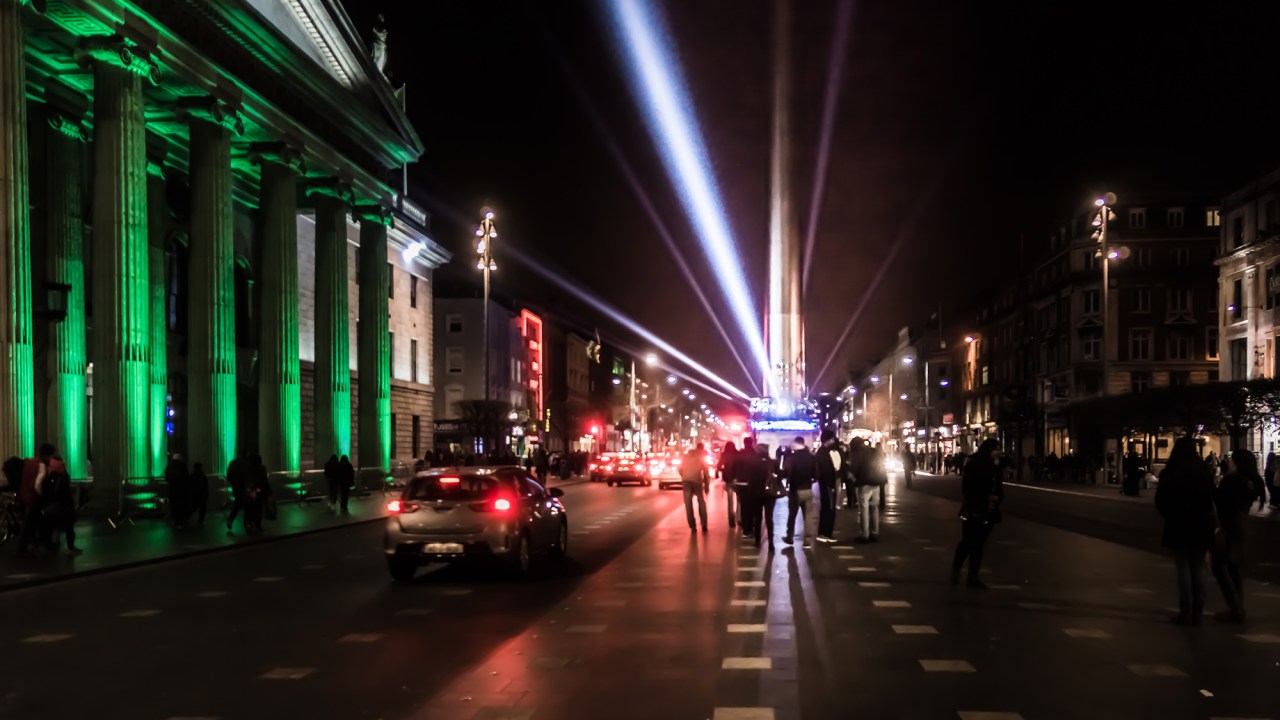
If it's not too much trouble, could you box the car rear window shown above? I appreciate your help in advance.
[406,475,507,501]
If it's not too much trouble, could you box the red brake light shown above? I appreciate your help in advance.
[439,477,461,485]
[387,500,401,512]
[493,498,512,512]
[387,500,419,514]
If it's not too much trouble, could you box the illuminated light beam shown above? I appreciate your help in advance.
[801,0,856,293]
[541,36,761,396]
[604,0,773,395]
[810,115,980,391]
[505,243,751,401]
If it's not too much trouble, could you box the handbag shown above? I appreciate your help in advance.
[765,474,788,500]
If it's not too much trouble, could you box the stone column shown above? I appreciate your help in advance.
[145,157,168,477]
[309,186,351,466]
[254,145,303,473]
[0,0,36,461]
[357,205,391,475]
[45,113,88,479]
[186,101,240,477]
[83,37,156,485]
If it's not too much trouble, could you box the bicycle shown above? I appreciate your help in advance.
[0,491,22,546]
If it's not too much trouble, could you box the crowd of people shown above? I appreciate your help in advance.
[2,443,80,557]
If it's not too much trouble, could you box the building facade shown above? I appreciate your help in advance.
[2,0,448,490]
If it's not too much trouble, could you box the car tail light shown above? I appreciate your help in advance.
[589,463,597,471]
[387,500,419,513]
[493,498,512,512]
[439,476,461,485]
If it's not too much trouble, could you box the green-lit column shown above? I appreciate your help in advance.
[83,37,156,485]
[0,0,36,461]
[145,159,168,476]
[310,187,351,466]
[356,205,392,475]
[186,101,241,476]
[254,145,303,473]
[44,114,87,479]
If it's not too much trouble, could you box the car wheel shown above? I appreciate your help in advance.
[387,558,416,582]
[509,533,531,578]
[606,480,614,487]
[550,522,568,559]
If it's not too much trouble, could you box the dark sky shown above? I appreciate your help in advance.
[345,0,1280,408]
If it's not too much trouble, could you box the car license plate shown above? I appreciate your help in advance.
[423,542,464,554]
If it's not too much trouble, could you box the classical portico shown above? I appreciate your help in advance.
[2,0,448,491]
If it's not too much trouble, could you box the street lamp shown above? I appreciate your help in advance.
[645,353,659,367]
[475,208,498,402]
[1092,192,1118,396]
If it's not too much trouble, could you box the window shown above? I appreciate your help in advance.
[1168,334,1192,360]
[1207,328,1219,360]
[1133,288,1151,313]
[1083,289,1100,315]
[1233,216,1245,248]
[1082,332,1101,361]
[1082,250,1098,271]
[1131,371,1153,393]
[389,331,395,376]
[1174,247,1191,267]
[446,347,464,374]
[1137,247,1152,267]
[1207,208,1221,227]
[446,314,463,334]
[1129,208,1147,229]
[1129,329,1152,360]
[412,415,421,458]
[1230,338,1247,380]
[410,338,419,383]
[1168,288,1193,315]
[387,263,395,298]
[1232,279,1243,321]
[981,366,990,386]
[1167,208,1184,228]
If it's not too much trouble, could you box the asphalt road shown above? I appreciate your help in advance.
[5,476,1280,720]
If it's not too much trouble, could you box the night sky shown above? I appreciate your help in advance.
[345,0,1280,408]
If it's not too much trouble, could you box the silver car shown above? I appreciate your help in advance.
[383,466,568,581]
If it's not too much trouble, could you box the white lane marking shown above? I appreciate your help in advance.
[338,633,385,643]
[893,625,938,635]
[1127,664,1187,677]
[859,582,891,588]
[735,581,767,588]
[727,624,767,633]
[1238,634,1280,644]
[566,625,607,634]
[847,567,877,573]
[118,609,162,618]
[1063,628,1112,639]
[23,634,73,643]
[713,709,775,720]
[873,600,911,608]
[838,555,863,560]
[919,660,975,672]
[260,667,315,680]
[731,600,767,607]
[722,657,772,669]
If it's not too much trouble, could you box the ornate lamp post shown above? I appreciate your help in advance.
[475,209,497,402]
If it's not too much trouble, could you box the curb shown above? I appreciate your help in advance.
[0,513,385,595]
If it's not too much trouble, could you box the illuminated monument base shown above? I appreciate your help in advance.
[749,396,818,453]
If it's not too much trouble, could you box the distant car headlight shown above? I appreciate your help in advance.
[883,457,904,473]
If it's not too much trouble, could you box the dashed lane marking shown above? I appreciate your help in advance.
[23,634,73,643]
[731,600,768,607]
[727,624,768,633]
[736,581,767,588]
[859,582,891,588]
[722,657,772,669]
[847,567,877,573]
[893,625,938,635]
[874,600,912,608]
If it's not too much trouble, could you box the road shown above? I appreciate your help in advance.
[4,476,1280,720]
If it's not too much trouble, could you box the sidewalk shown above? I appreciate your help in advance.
[0,473,591,593]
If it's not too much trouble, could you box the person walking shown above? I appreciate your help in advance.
[1155,436,1216,626]
[681,443,710,533]
[1264,450,1278,510]
[844,438,865,508]
[855,444,888,542]
[950,438,1004,589]
[783,436,818,548]
[338,455,355,513]
[225,456,246,534]
[189,462,209,525]
[39,454,80,556]
[533,446,550,485]
[718,441,740,531]
[736,438,776,549]
[815,431,842,543]
[323,455,340,511]
[1212,448,1259,622]
[902,447,917,490]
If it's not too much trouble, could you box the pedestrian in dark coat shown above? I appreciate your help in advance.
[951,439,1004,589]
[815,431,842,543]
[718,442,740,531]
[783,437,818,547]
[338,455,355,512]
[1212,449,1259,622]
[189,462,209,525]
[734,437,776,549]
[40,455,80,555]
[1155,436,1217,626]
[323,454,340,511]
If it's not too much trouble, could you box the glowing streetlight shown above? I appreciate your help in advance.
[645,353,659,366]
[667,374,677,384]
[476,207,498,402]
[902,356,914,365]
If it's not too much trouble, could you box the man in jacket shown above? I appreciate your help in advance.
[681,443,711,533]
[735,438,776,549]
[855,444,888,542]
[815,431,842,543]
[783,437,818,547]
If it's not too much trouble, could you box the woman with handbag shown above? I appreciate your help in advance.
[951,439,1004,589]
[1212,448,1258,622]
[1155,437,1216,626]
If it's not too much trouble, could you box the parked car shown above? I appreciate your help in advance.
[383,466,568,581]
